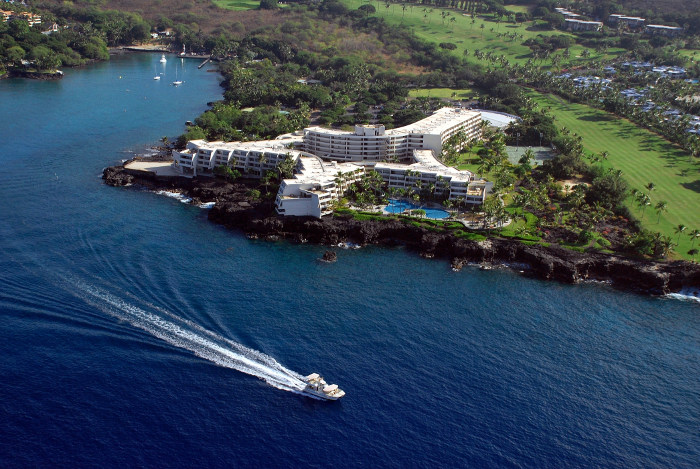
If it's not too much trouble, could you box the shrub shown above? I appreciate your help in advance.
[259,0,278,9]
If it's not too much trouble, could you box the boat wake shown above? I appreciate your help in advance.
[74,282,307,393]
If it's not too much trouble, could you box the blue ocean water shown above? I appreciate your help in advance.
[0,54,698,468]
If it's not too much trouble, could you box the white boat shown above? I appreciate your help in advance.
[172,65,183,86]
[153,75,161,80]
[301,373,345,400]
[159,54,167,63]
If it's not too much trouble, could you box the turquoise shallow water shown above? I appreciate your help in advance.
[0,54,699,467]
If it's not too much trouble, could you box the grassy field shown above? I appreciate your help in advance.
[341,0,625,67]
[212,0,261,10]
[677,49,700,61]
[528,91,700,258]
[408,87,478,99]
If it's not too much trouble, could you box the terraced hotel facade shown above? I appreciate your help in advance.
[173,107,490,218]
[303,107,482,163]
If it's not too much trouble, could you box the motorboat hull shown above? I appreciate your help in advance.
[301,373,345,400]
[299,387,343,401]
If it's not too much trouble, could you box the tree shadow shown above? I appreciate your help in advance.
[681,180,700,193]
[577,113,614,122]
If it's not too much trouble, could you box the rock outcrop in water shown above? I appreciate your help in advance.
[103,164,700,296]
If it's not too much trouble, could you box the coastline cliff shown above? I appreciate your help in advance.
[103,164,700,296]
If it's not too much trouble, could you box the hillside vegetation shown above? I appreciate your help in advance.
[341,0,625,67]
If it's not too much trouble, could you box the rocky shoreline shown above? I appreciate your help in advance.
[103,163,700,297]
[1,69,64,80]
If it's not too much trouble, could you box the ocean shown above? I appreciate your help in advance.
[0,53,698,468]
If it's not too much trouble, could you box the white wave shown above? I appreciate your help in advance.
[75,283,307,393]
[156,190,192,204]
[198,202,215,209]
[666,288,700,303]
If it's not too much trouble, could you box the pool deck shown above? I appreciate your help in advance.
[124,161,182,177]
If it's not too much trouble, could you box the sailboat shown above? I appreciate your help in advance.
[172,64,183,86]
[159,53,167,63]
[153,65,161,80]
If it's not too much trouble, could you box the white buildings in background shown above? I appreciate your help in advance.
[565,19,603,32]
[554,8,579,19]
[645,24,684,37]
[607,14,646,29]
[605,14,684,36]
[173,107,488,218]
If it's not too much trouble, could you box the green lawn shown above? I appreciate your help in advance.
[677,49,700,61]
[408,87,478,99]
[212,0,264,10]
[341,0,624,67]
[528,91,700,259]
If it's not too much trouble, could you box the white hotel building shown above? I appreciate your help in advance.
[172,133,304,177]
[275,158,365,218]
[173,107,489,218]
[303,107,481,163]
[375,150,491,205]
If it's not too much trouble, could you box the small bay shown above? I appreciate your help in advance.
[0,53,698,467]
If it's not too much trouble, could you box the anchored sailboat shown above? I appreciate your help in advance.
[172,64,183,86]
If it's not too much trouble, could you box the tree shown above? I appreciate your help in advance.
[675,224,687,244]
[259,0,279,8]
[277,154,297,180]
[636,193,651,219]
[358,4,376,16]
[29,45,60,71]
[689,229,700,248]
[654,201,667,224]
[6,46,26,67]
[645,182,656,197]
[439,43,457,50]
[588,169,628,210]
[213,165,240,181]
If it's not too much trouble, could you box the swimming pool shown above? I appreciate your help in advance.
[384,199,450,219]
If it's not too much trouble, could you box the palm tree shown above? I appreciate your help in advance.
[656,234,674,258]
[645,182,655,196]
[654,201,667,224]
[334,171,345,196]
[636,193,651,219]
[675,224,687,244]
[689,229,700,247]
[443,199,454,217]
